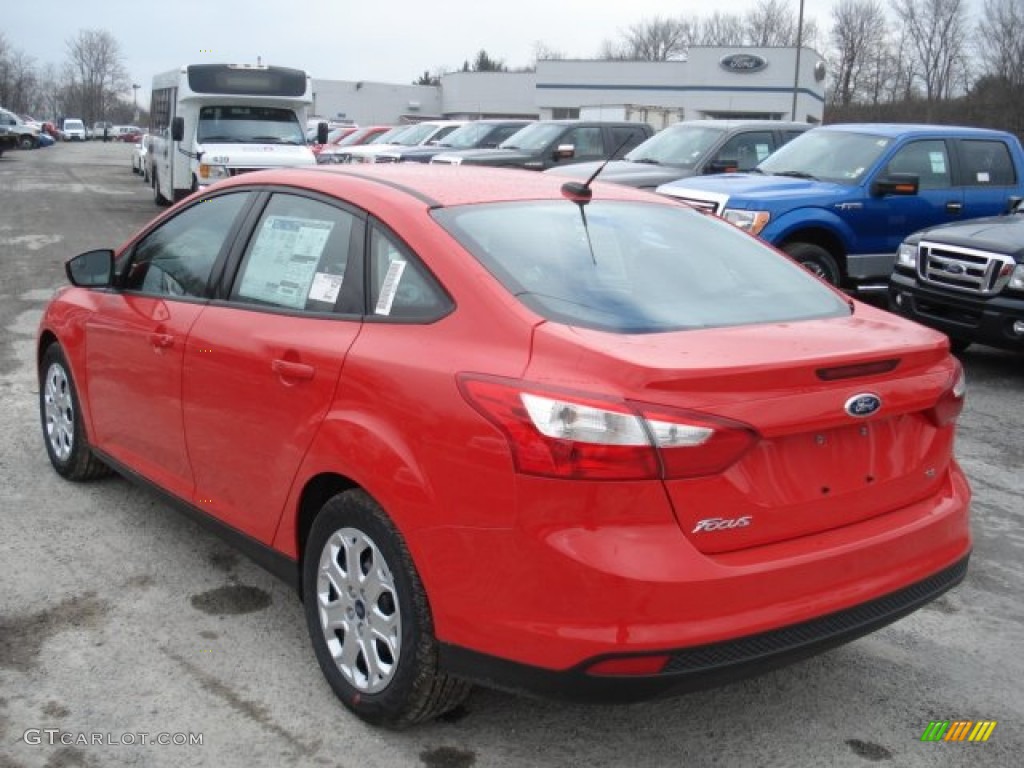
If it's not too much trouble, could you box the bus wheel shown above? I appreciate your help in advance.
[153,173,170,207]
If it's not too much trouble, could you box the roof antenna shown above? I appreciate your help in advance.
[560,129,639,205]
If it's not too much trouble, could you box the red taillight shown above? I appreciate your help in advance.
[586,655,670,676]
[457,375,758,481]
[928,361,966,427]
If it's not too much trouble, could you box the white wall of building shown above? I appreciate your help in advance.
[311,80,442,125]
[536,48,825,123]
[439,72,538,119]
[311,48,825,127]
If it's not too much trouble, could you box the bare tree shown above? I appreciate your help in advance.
[697,13,746,46]
[0,34,40,114]
[890,0,970,103]
[975,0,1024,87]
[744,0,796,46]
[64,29,129,125]
[742,0,821,48]
[601,16,695,61]
[533,41,566,62]
[830,0,888,106]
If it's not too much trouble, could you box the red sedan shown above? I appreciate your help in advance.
[38,165,971,728]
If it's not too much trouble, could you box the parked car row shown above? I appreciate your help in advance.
[0,107,42,152]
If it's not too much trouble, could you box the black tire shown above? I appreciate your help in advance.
[783,242,842,286]
[19,135,36,150]
[152,172,170,207]
[948,337,972,354]
[302,489,471,728]
[39,344,111,481]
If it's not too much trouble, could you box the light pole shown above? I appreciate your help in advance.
[132,83,140,123]
[791,0,805,121]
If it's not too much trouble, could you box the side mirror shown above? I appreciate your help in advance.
[554,143,575,160]
[1005,195,1023,214]
[317,121,328,145]
[66,249,114,288]
[871,173,919,197]
[171,116,184,142]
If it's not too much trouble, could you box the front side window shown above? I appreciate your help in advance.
[884,140,951,190]
[433,201,848,334]
[232,194,357,312]
[563,127,604,159]
[712,131,775,171]
[123,193,250,298]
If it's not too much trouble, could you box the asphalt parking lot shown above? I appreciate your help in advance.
[1,142,1021,768]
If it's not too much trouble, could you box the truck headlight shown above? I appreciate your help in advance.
[722,209,771,236]
[198,163,230,182]
[897,242,918,269]
[1010,264,1024,291]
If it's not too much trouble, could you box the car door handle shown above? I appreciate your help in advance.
[946,201,963,214]
[272,359,315,381]
[148,332,174,349]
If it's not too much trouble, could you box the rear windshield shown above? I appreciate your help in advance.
[432,201,849,333]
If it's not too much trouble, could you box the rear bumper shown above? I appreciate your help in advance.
[439,554,969,702]
[421,464,971,676]
[890,273,1024,350]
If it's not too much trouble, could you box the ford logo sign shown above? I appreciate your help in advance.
[720,54,768,73]
[945,263,965,275]
[845,393,882,418]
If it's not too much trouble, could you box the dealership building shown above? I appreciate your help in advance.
[311,47,826,127]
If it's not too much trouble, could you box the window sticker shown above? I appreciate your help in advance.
[309,272,343,304]
[755,143,770,161]
[238,216,334,309]
[977,171,990,183]
[929,152,947,174]
[375,259,407,315]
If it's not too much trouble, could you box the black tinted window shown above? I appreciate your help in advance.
[433,201,848,333]
[125,193,249,297]
[960,140,1016,186]
[368,226,452,321]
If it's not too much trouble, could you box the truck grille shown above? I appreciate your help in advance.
[918,241,1016,296]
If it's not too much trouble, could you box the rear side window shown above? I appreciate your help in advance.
[959,140,1016,186]
[433,201,848,333]
[232,194,357,312]
[367,225,452,321]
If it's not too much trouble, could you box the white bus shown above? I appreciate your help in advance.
[149,63,322,205]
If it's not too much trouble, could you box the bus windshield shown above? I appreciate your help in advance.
[197,106,305,145]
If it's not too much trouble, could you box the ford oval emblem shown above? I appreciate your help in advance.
[845,393,882,418]
[720,53,768,73]
[945,263,965,275]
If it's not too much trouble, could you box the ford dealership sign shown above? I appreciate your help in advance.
[720,53,768,73]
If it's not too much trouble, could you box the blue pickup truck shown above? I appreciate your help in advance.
[656,124,1024,290]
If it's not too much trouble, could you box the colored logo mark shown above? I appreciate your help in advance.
[920,720,997,742]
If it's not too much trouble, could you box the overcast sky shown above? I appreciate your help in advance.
[8,0,850,108]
